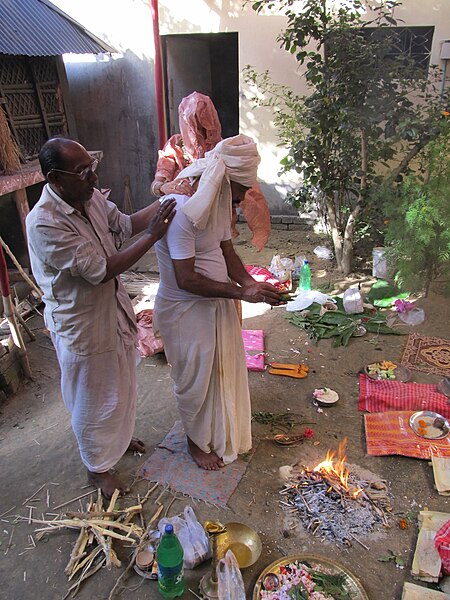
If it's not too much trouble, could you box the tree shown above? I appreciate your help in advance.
[246,0,449,274]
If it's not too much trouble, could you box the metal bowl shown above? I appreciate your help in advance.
[216,522,262,568]
[409,410,450,440]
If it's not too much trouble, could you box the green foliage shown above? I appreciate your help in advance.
[245,0,449,273]
[382,131,450,294]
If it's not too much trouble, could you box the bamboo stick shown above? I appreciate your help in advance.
[0,236,42,298]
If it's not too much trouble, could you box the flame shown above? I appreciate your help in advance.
[313,438,362,498]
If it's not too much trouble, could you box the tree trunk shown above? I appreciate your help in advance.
[325,194,344,270]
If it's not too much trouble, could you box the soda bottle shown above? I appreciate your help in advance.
[298,259,312,291]
[156,524,184,598]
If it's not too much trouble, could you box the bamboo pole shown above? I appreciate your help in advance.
[0,245,32,379]
[0,235,42,298]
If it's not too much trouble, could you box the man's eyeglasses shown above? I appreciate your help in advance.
[50,159,99,181]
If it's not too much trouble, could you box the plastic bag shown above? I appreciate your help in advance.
[268,254,291,283]
[158,506,211,569]
[343,288,364,314]
[217,549,246,600]
[285,290,335,312]
[314,246,333,260]
[398,307,425,326]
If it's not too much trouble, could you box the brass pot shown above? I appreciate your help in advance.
[215,522,262,568]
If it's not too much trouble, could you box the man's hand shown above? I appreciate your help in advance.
[240,282,283,305]
[160,178,195,197]
[147,198,176,240]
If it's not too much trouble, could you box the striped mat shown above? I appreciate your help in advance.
[364,411,450,459]
[358,374,449,419]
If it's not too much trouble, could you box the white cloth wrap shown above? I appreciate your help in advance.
[153,297,252,464]
[175,134,260,230]
[51,331,137,473]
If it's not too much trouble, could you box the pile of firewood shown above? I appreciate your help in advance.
[18,485,165,599]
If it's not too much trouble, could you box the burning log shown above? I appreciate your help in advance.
[279,439,392,546]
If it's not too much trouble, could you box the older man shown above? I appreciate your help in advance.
[26,137,175,498]
[154,134,282,470]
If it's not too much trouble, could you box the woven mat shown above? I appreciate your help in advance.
[139,421,255,507]
[358,374,450,419]
[364,411,450,459]
[401,333,450,377]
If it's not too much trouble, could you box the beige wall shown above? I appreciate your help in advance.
[160,0,450,208]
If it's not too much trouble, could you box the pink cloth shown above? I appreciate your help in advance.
[136,309,164,357]
[435,519,450,575]
[245,264,290,291]
[178,91,222,158]
[358,374,450,419]
[154,92,271,250]
[242,330,265,371]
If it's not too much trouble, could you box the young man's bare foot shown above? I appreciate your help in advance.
[87,470,129,500]
[187,437,225,470]
[127,437,146,454]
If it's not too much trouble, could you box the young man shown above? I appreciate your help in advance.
[154,134,282,470]
[26,137,176,498]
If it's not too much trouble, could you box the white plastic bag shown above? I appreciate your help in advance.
[158,506,211,569]
[268,254,291,283]
[343,288,364,314]
[314,246,333,260]
[398,307,425,326]
[286,290,335,312]
[217,549,246,600]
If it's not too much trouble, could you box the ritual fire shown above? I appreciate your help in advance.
[280,439,392,546]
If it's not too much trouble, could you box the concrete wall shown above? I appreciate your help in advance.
[52,0,450,214]
[51,0,159,211]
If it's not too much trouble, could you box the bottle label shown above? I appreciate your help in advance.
[157,561,184,589]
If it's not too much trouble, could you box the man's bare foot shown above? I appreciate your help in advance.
[127,437,146,454]
[87,470,129,499]
[187,437,225,471]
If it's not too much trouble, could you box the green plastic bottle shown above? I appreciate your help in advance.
[156,524,184,598]
[298,259,312,291]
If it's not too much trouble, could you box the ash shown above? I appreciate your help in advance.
[280,468,391,546]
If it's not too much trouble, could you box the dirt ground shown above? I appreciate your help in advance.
[0,223,449,600]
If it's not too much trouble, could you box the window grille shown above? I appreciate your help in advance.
[0,55,68,161]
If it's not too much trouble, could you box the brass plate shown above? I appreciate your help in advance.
[252,554,369,599]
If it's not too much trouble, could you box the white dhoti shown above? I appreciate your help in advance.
[51,332,137,473]
[154,297,252,464]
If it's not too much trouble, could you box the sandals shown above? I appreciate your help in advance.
[268,362,309,378]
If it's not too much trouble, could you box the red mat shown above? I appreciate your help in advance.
[358,374,450,419]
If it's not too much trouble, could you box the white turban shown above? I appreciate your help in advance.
[174,134,261,230]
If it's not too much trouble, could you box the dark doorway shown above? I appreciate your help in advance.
[161,32,239,140]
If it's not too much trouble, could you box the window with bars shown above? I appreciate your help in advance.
[361,26,435,72]
[0,55,69,162]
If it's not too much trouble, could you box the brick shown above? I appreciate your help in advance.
[270,216,282,224]
[271,223,289,230]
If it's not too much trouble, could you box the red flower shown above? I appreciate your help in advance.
[303,427,315,439]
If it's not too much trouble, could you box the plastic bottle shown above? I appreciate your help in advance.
[156,524,184,598]
[298,259,312,291]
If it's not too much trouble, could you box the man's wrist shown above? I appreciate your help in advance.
[151,180,165,196]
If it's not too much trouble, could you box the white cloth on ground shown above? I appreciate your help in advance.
[153,297,252,464]
[51,331,137,473]
[174,134,260,230]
